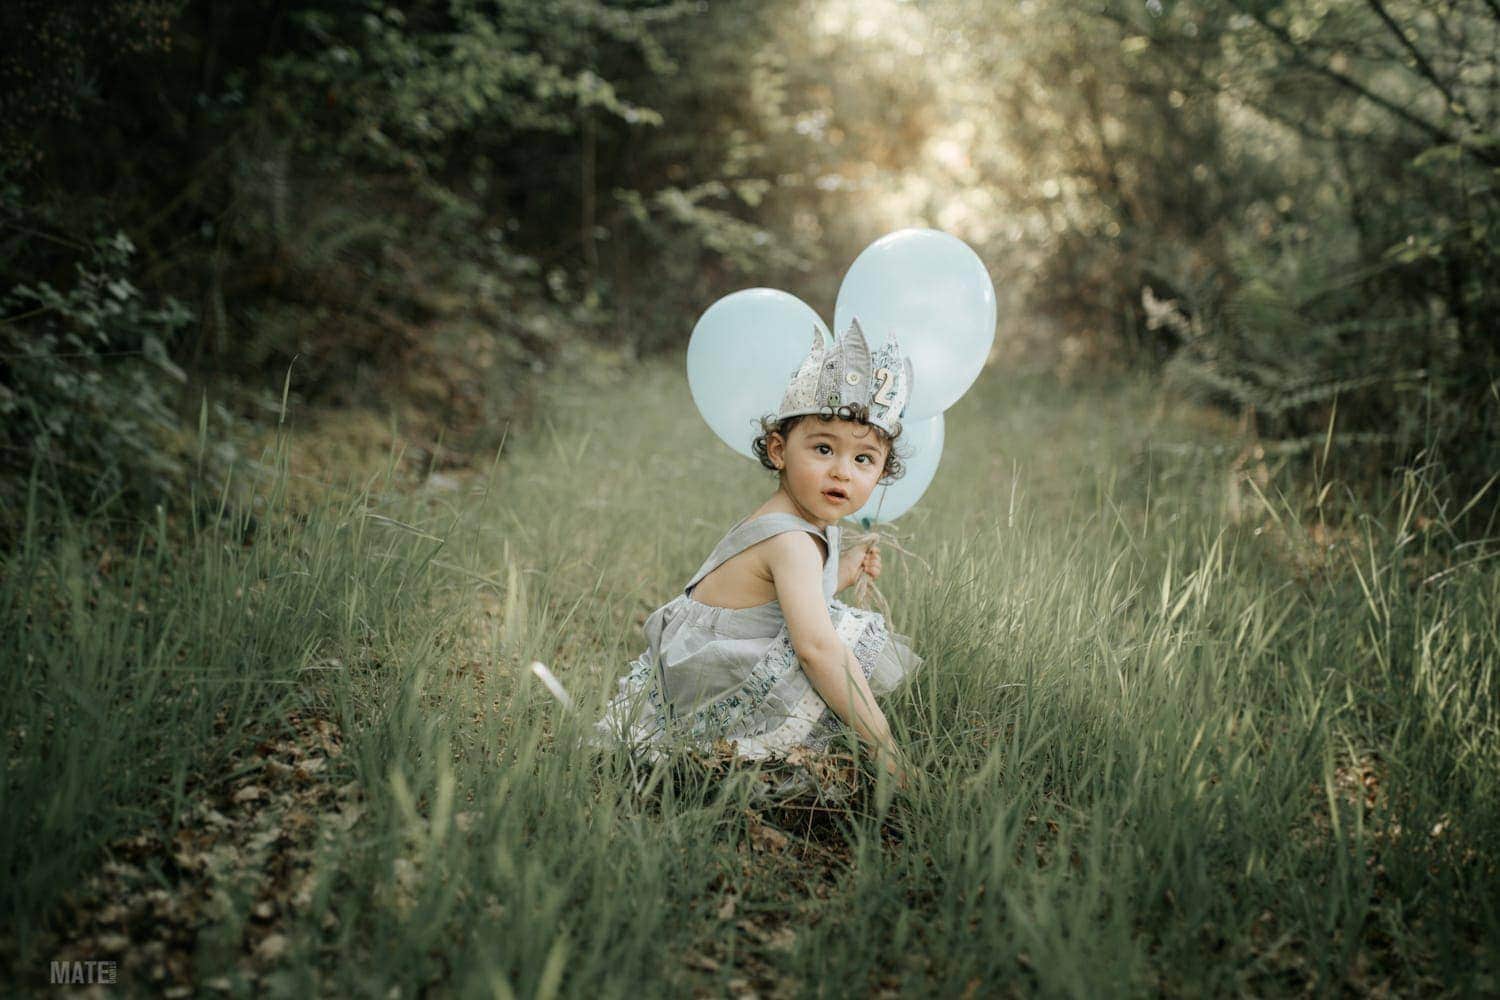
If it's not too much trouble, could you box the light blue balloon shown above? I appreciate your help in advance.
[847,413,943,525]
[687,288,831,458]
[834,229,996,420]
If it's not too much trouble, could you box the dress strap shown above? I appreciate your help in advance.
[684,513,842,601]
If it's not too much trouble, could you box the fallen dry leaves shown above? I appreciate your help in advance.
[22,709,362,995]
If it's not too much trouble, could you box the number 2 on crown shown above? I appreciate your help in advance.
[872,367,899,407]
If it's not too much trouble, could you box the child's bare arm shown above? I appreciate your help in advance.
[763,534,903,776]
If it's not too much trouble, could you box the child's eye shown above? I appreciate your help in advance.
[856,454,874,464]
[815,444,832,454]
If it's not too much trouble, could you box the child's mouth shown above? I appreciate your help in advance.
[822,489,848,504]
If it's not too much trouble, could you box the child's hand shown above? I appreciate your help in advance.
[839,541,882,591]
[875,742,912,793]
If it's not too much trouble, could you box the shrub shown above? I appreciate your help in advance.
[0,228,193,511]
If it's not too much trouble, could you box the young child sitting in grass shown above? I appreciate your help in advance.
[591,321,922,788]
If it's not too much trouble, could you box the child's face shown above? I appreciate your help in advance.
[768,418,889,525]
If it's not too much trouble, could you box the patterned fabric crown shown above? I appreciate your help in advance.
[776,317,914,436]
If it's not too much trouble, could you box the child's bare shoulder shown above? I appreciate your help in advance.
[692,523,823,608]
[757,529,828,577]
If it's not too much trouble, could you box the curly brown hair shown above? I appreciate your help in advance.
[751,402,906,482]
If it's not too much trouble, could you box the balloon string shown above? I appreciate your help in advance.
[844,483,931,621]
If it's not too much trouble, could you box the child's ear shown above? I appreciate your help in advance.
[768,431,785,469]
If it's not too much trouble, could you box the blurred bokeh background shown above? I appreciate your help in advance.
[2,0,1496,525]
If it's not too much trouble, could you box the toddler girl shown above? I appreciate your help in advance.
[592,321,923,786]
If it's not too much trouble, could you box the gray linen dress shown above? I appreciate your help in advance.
[592,512,922,760]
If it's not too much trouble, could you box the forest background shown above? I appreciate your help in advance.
[2,0,1496,525]
[4,1,1500,993]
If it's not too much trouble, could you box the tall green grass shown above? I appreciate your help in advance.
[0,434,446,954]
[2,361,1495,995]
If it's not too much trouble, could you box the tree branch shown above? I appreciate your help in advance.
[1236,2,1499,167]
[1365,0,1470,124]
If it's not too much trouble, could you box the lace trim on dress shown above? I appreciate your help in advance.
[671,630,798,743]
[732,603,889,759]
[834,599,891,678]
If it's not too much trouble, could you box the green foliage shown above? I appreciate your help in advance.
[3,0,1498,518]
[0,0,177,170]
[1128,0,1500,504]
[0,226,193,509]
[264,0,675,174]
[899,0,1498,510]
[6,365,1497,991]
